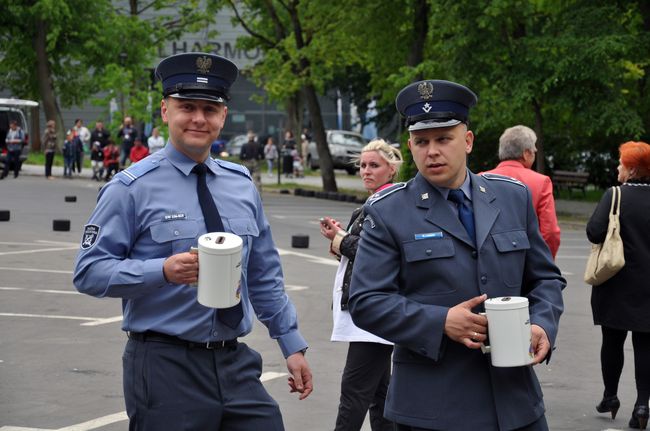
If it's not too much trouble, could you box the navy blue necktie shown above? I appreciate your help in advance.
[192,163,243,329]
[448,189,476,244]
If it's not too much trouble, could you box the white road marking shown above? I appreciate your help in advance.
[285,285,309,291]
[277,248,338,266]
[0,313,122,327]
[0,373,287,431]
[80,316,123,326]
[0,266,73,274]
[0,246,78,257]
[260,371,288,382]
[0,411,127,431]
[36,240,79,246]
[271,215,287,219]
[0,287,79,295]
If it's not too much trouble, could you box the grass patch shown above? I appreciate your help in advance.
[554,187,604,202]
[26,151,93,168]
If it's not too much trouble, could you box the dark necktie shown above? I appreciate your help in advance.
[192,163,243,329]
[448,189,476,244]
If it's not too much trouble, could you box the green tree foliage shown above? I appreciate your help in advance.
[338,1,649,184]
[224,0,367,192]
[0,0,217,148]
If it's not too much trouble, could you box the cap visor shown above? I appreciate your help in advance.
[169,93,225,104]
[408,119,461,131]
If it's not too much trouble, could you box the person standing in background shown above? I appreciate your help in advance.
[72,119,90,174]
[240,131,263,193]
[129,137,149,163]
[102,139,120,181]
[320,139,402,431]
[90,142,104,181]
[147,127,165,153]
[62,130,75,179]
[42,120,58,179]
[587,141,650,430]
[263,135,278,177]
[482,125,561,258]
[91,121,110,149]
[117,116,137,169]
[1,120,24,179]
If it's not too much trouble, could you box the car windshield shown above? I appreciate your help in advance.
[330,132,364,148]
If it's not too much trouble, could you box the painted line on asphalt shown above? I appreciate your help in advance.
[0,287,79,295]
[0,313,122,327]
[0,246,79,257]
[0,267,73,274]
[277,247,338,266]
[0,372,287,431]
[285,284,309,291]
[80,316,123,326]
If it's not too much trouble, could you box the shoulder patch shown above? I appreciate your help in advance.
[80,224,100,250]
[367,182,407,206]
[214,158,252,180]
[116,157,161,186]
[480,173,525,187]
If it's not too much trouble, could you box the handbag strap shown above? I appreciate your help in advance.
[609,186,621,217]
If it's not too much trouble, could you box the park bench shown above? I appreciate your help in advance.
[552,170,589,196]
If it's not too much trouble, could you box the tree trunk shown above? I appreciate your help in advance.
[304,84,337,192]
[407,0,429,71]
[33,19,64,150]
[532,98,545,174]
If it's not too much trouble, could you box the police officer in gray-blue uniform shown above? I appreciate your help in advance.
[73,52,313,430]
[348,79,565,430]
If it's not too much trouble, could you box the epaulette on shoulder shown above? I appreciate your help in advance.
[367,182,407,206]
[214,158,252,180]
[481,173,525,187]
[116,157,161,186]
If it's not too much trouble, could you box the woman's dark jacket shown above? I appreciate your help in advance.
[586,180,650,332]
[333,206,364,310]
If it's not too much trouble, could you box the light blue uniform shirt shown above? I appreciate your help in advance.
[73,143,307,358]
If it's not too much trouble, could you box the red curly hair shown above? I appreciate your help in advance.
[619,141,650,178]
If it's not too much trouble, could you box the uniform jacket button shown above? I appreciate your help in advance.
[480,275,488,284]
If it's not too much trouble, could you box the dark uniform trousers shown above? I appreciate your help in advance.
[123,337,284,430]
[394,415,549,431]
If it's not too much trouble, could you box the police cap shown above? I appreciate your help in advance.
[155,53,238,104]
[396,80,477,131]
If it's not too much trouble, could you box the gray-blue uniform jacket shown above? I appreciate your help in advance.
[73,143,307,358]
[348,171,565,430]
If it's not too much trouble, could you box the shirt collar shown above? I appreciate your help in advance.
[432,168,473,201]
[164,142,218,176]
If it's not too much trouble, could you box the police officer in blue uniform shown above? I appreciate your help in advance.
[348,80,565,430]
[74,53,313,430]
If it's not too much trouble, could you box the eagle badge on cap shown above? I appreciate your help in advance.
[417,81,434,100]
[196,56,212,74]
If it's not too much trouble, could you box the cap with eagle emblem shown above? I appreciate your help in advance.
[155,52,238,103]
[395,79,478,131]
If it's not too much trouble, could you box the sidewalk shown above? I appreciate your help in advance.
[18,163,595,223]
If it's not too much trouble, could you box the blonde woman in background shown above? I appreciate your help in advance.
[320,139,403,431]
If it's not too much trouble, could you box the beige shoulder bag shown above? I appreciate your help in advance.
[584,186,625,286]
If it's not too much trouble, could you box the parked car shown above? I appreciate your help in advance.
[307,130,366,175]
[224,134,249,158]
[0,98,38,172]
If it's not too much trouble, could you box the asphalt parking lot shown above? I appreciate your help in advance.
[0,175,640,431]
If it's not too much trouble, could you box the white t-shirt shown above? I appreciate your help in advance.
[148,135,165,153]
[330,256,392,344]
